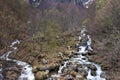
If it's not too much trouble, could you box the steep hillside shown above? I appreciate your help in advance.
[0,0,29,51]
[0,0,119,80]
[28,0,96,33]
[88,0,120,79]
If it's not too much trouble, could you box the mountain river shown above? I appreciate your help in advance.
[0,28,106,80]
[0,40,35,80]
[49,28,106,80]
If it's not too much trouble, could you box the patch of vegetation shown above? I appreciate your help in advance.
[3,0,29,21]
[89,0,120,73]
[96,0,108,10]
[0,0,28,49]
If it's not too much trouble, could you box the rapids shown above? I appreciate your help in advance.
[50,28,106,80]
[0,40,35,80]
[0,28,106,80]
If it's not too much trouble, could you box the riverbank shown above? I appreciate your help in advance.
[0,0,120,80]
[0,29,119,80]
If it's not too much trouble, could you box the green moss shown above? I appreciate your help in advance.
[96,0,108,10]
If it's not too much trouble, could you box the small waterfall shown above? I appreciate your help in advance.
[50,28,106,80]
[0,28,106,80]
[0,40,35,80]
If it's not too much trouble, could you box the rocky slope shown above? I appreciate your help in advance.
[0,0,120,80]
[87,0,120,79]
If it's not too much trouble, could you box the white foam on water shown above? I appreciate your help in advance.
[51,74,61,78]
[51,28,106,80]
[78,46,88,54]
[0,40,35,80]
[58,61,69,74]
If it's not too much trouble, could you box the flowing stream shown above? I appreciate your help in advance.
[50,28,106,80]
[0,28,106,80]
[0,40,35,80]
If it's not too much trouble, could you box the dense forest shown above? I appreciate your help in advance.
[0,0,120,80]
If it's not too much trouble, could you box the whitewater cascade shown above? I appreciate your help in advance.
[0,28,106,80]
[0,40,35,80]
[50,28,106,80]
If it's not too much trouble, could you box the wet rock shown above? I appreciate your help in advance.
[65,75,73,80]
[61,67,68,73]
[77,68,87,77]
[71,55,79,58]
[82,53,87,56]
[91,70,96,76]
[87,64,97,71]
[87,51,96,55]
[68,62,77,66]
[42,59,48,64]
[79,36,88,46]
[69,65,77,70]
[81,57,88,61]
[68,53,74,58]
[68,62,77,67]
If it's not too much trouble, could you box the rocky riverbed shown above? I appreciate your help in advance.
[44,28,106,80]
[0,28,111,80]
[0,40,35,80]
[0,28,114,80]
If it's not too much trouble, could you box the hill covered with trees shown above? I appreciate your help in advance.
[0,0,119,80]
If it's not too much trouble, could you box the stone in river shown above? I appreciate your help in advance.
[42,59,48,64]
[91,70,96,76]
[65,75,73,80]
[87,64,97,71]
[77,68,87,77]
